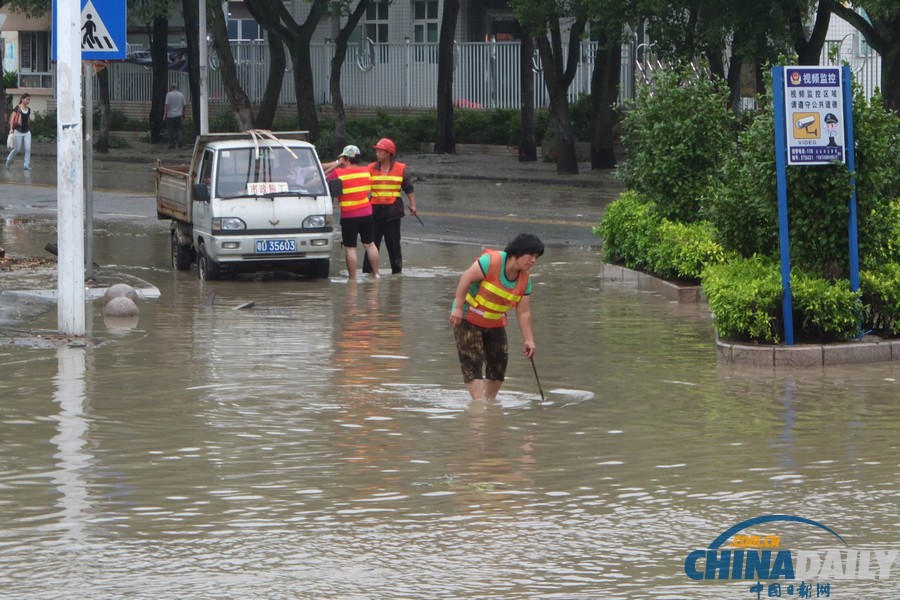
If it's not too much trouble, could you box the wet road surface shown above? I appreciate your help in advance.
[2,169,900,598]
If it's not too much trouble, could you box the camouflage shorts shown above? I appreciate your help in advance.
[453,320,508,383]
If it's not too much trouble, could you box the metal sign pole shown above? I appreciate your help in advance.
[772,66,794,346]
[84,62,95,279]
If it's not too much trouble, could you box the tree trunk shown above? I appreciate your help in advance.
[792,0,832,66]
[292,42,320,140]
[182,0,202,131]
[434,0,459,154]
[208,0,254,130]
[590,36,620,170]
[244,0,288,129]
[535,19,584,176]
[149,17,169,143]
[97,67,111,153]
[330,49,348,153]
[726,55,743,114]
[256,33,287,129]
[519,32,537,162]
[549,90,578,175]
[329,0,369,153]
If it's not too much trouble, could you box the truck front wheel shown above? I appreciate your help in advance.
[197,243,220,281]
[310,259,330,279]
[172,232,192,271]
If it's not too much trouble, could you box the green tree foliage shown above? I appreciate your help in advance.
[831,1,900,111]
[617,68,736,223]
[511,0,588,175]
[707,86,900,279]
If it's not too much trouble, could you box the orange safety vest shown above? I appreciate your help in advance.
[464,250,529,329]
[369,161,406,205]
[335,166,372,212]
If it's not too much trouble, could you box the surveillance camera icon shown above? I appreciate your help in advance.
[794,115,818,137]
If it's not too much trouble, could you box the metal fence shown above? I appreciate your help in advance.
[98,37,881,112]
[100,39,635,110]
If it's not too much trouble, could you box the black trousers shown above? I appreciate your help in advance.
[166,116,184,148]
[363,209,403,274]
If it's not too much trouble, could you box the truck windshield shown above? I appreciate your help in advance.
[215,146,327,197]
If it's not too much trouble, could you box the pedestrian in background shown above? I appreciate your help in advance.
[328,145,380,279]
[6,93,32,170]
[364,138,417,275]
[163,83,186,149]
[449,233,544,402]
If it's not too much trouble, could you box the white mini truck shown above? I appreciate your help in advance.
[155,131,334,280]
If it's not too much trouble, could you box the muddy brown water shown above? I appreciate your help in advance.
[2,182,900,598]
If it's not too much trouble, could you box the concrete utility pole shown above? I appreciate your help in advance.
[199,0,209,134]
[56,0,86,335]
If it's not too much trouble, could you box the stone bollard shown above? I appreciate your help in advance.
[103,295,139,318]
[103,283,138,304]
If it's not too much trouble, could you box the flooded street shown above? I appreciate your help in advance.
[2,180,900,599]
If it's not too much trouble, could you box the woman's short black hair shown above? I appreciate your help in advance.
[504,233,544,258]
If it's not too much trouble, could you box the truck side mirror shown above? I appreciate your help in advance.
[193,182,210,202]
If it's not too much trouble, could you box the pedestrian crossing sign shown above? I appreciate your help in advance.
[80,0,125,60]
[52,0,126,61]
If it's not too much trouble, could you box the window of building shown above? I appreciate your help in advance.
[413,0,439,62]
[19,31,52,88]
[227,18,264,42]
[365,1,390,43]
[365,0,390,62]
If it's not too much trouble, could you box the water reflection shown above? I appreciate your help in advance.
[2,221,900,597]
[50,346,92,542]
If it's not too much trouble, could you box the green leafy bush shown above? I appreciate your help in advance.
[596,191,729,282]
[594,191,660,270]
[454,109,521,145]
[649,220,731,283]
[29,111,57,141]
[860,264,900,337]
[708,87,900,278]
[617,68,736,223]
[210,110,237,133]
[791,273,859,342]
[3,70,18,89]
[703,257,860,343]
[702,257,784,343]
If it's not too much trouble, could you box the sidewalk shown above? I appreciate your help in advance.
[28,139,624,190]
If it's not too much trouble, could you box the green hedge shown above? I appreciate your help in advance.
[595,190,730,283]
[702,258,860,344]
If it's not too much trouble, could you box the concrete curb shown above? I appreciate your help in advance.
[599,263,899,368]
[716,338,898,368]
[598,263,703,303]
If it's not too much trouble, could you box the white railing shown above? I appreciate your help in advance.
[97,38,883,112]
[98,39,636,110]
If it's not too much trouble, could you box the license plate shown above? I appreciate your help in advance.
[255,239,296,253]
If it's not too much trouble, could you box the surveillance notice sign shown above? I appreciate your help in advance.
[784,67,845,165]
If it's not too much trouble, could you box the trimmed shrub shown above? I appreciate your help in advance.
[860,264,900,337]
[791,273,859,342]
[617,68,736,223]
[702,257,784,343]
[649,220,731,283]
[594,191,659,270]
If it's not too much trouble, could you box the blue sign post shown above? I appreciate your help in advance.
[772,65,858,345]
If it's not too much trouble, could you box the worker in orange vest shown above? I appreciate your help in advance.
[327,145,380,279]
[449,234,544,401]
[364,138,417,275]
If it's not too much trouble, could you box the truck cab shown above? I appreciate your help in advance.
[156,132,334,280]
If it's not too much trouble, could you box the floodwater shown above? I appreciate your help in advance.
[2,195,900,598]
